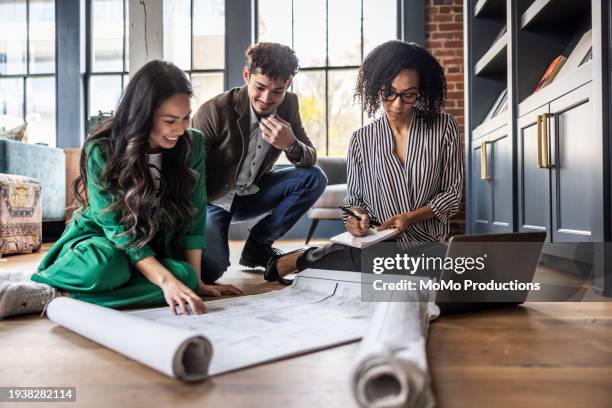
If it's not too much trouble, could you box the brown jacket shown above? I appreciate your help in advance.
[192,86,317,201]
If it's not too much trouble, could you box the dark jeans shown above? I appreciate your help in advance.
[201,165,327,283]
[296,242,448,277]
[297,243,363,271]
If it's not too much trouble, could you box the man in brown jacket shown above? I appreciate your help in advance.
[192,43,327,283]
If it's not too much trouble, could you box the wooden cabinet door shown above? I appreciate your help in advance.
[517,105,551,241]
[471,126,513,233]
[472,139,492,232]
[489,126,513,232]
[549,83,594,242]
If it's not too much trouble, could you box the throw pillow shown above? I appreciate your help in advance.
[0,122,28,143]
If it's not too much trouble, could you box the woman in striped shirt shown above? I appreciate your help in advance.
[265,40,463,283]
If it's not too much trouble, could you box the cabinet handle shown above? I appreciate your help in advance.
[542,113,553,169]
[536,114,543,168]
[480,140,491,181]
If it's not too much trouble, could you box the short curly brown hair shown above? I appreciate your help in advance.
[246,42,299,82]
[355,41,447,124]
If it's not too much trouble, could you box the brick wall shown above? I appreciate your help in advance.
[425,0,465,236]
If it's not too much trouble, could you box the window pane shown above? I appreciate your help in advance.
[89,75,122,116]
[363,0,397,57]
[192,0,225,70]
[163,0,191,70]
[292,70,326,154]
[26,76,56,146]
[29,0,55,74]
[92,0,124,72]
[0,0,27,75]
[328,69,360,156]
[328,0,361,66]
[191,72,223,109]
[293,0,325,68]
[257,0,292,46]
[0,78,24,118]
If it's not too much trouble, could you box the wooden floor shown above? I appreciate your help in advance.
[1,242,611,408]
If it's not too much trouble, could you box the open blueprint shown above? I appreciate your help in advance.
[351,278,439,408]
[131,268,374,376]
[46,269,375,381]
[47,267,439,407]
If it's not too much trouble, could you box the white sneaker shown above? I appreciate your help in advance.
[0,280,58,319]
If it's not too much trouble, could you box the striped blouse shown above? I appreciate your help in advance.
[344,112,463,243]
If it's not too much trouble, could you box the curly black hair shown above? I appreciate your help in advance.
[355,41,447,124]
[246,42,299,82]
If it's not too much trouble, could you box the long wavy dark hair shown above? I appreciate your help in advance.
[72,60,198,250]
[355,41,447,124]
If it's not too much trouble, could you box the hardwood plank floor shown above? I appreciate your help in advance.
[1,242,611,408]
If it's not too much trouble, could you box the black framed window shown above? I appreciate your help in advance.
[86,0,129,121]
[164,0,225,109]
[256,0,398,156]
[0,0,56,146]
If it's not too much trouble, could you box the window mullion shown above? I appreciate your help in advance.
[22,77,27,120]
[190,0,194,71]
[360,0,364,128]
[24,0,30,120]
[122,0,126,73]
[84,0,92,134]
[291,0,295,49]
[325,0,329,156]
[26,0,30,75]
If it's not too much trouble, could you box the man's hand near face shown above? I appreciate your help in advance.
[259,115,297,151]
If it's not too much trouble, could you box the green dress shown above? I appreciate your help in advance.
[31,129,207,309]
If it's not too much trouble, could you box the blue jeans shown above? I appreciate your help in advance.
[201,166,327,283]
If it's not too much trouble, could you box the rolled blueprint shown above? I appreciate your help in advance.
[351,288,439,408]
[46,297,212,382]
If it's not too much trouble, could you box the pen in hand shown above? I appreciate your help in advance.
[339,206,381,228]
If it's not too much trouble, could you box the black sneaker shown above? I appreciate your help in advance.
[239,237,284,269]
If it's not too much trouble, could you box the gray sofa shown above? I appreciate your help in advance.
[306,157,347,244]
[0,139,66,223]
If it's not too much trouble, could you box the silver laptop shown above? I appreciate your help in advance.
[435,232,547,314]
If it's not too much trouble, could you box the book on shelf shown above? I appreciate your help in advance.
[579,47,593,66]
[491,89,508,117]
[558,29,592,78]
[483,88,508,123]
[494,24,507,42]
[534,55,567,93]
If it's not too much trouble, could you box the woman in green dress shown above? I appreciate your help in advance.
[0,60,242,319]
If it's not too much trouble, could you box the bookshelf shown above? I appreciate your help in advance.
[474,0,505,18]
[521,0,592,29]
[474,33,507,76]
[464,0,612,296]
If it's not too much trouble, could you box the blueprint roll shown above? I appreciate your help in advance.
[46,297,213,382]
[351,288,439,408]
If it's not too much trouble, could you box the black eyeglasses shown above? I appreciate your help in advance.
[381,90,420,104]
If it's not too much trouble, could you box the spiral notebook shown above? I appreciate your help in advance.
[330,229,400,249]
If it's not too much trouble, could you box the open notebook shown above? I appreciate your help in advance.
[330,228,400,249]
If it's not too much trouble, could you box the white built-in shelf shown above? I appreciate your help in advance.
[473,114,509,140]
[521,0,591,30]
[517,62,593,117]
[475,34,508,77]
[474,0,506,18]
